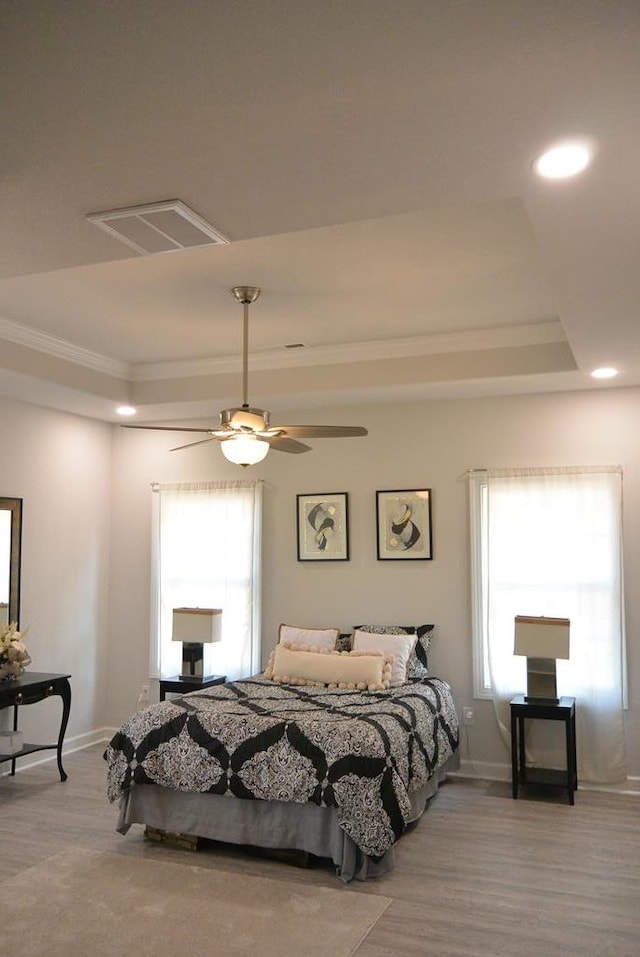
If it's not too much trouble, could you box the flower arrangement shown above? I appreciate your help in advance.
[0,622,31,681]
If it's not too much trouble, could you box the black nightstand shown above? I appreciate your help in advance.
[510,694,577,805]
[158,674,226,701]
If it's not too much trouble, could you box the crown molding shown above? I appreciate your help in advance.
[0,314,129,379]
[0,313,565,386]
[131,319,565,382]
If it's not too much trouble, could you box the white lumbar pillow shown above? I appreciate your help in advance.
[265,643,392,691]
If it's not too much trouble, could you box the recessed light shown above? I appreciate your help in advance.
[591,367,618,380]
[116,405,137,416]
[534,142,592,179]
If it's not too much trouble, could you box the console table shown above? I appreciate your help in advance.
[510,694,577,805]
[0,672,71,781]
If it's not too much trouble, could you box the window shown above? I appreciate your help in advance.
[150,480,262,682]
[469,466,626,783]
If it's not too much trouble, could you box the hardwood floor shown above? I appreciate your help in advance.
[1,746,639,956]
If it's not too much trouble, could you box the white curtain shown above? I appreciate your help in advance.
[151,480,262,682]
[485,466,626,784]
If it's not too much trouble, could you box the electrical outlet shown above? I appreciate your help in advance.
[462,706,474,725]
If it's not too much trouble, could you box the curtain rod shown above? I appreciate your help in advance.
[463,465,621,477]
[151,479,264,492]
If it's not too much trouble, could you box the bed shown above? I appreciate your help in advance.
[105,624,459,882]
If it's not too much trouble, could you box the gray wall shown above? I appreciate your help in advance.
[2,386,638,782]
[108,386,640,781]
[0,397,111,749]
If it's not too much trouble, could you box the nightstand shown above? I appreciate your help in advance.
[510,694,577,805]
[158,674,226,701]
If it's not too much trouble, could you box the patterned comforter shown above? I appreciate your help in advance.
[105,676,459,859]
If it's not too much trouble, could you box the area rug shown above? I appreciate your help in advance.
[0,847,391,957]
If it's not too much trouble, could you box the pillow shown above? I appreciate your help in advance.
[264,642,392,691]
[354,624,435,678]
[278,623,339,652]
[352,628,417,686]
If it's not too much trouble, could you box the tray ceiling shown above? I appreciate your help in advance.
[1,2,638,422]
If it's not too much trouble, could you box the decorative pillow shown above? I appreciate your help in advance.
[354,624,435,678]
[264,642,392,691]
[278,623,339,652]
[352,629,417,686]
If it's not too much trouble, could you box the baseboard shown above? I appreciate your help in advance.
[0,726,115,777]
[65,726,115,753]
[579,776,640,795]
[450,758,640,795]
[449,758,511,782]
[6,731,640,797]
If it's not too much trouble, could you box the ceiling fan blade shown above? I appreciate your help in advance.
[273,425,368,439]
[123,292,367,462]
[121,425,214,434]
[266,436,312,454]
[170,437,219,452]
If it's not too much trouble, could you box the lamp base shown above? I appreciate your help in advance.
[526,656,558,702]
[180,641,205,679]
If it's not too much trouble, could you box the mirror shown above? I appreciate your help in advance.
[0,497,22,628]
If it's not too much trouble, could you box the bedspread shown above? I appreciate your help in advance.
[105,676,458,859]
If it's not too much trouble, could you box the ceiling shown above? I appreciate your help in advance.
[1,1,639,425]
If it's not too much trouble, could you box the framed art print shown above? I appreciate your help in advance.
[376,488,432,560]
[296,492,349,561]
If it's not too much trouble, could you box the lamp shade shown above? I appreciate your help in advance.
[514,615,570,659]
[221,434,269,466]
[172,608,222,643]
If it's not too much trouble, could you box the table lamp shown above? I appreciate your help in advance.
[172,607,222,679]
[514,615,570,704]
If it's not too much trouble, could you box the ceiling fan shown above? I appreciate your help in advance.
[123,285,368,466]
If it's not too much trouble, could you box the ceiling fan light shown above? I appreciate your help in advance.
[221,434,269,466]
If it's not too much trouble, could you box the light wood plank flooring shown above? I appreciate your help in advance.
[1,746,639,956]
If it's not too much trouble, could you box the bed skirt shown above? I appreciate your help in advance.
[117,754,457,882]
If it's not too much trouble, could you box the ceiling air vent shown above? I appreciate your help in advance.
[86,200,229,255]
